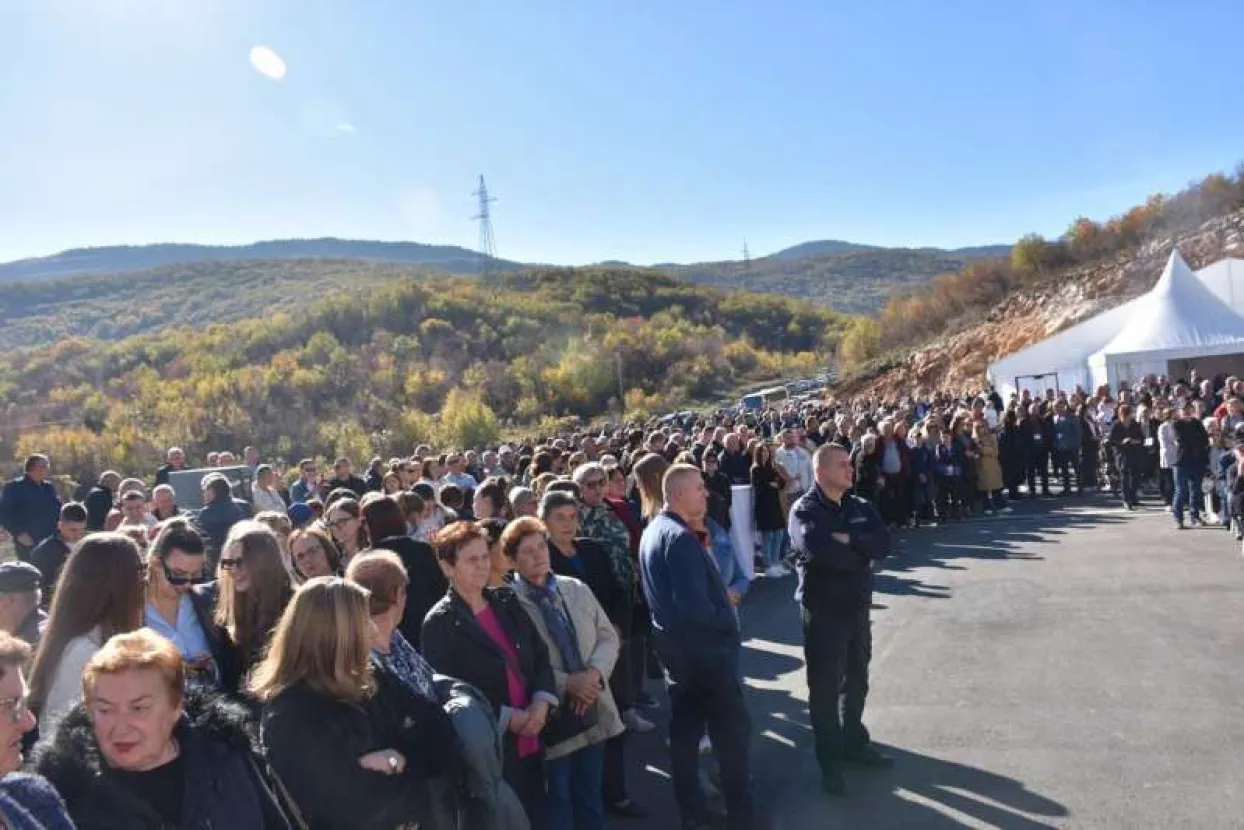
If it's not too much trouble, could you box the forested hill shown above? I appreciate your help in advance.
[664,243,1011,313]
[0,267,846,479]
[0,238,520,283]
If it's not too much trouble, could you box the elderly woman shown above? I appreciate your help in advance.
[422,522,557,829]
[253,578,430,830]
[502,517,623,830]
[33,628,291,829]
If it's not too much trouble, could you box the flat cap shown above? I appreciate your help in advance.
[0,561,41,593]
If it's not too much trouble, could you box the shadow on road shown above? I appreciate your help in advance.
[626,495,1120,827]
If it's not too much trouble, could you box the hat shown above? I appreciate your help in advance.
[0,562,41,594]
[287,502,315,528]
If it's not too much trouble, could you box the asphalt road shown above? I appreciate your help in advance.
[623,495,1244,829]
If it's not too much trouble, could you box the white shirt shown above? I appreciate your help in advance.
[774,445,813,493]
[44,628,103,730]
[252,486,287,515]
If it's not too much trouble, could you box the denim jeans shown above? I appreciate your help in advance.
[661,649,755,829]
[1173,463,1205,522]
[760,530,785,567]
[546,742,606,830]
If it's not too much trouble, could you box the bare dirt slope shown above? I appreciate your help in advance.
[840,211,1244,398]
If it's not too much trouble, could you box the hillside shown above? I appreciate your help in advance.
[0,238,521,284]
[834,169,1244,398]
[666,244,1010,314]
[0,267,846,478]
[0,259,463,350]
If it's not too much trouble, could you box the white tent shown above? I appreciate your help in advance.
[988,251,1244,398]
[987,298,1140,399]
[1087,251,1244,389]
[1195,257,1244,315]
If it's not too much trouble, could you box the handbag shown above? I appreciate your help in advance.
[542,697,599,747]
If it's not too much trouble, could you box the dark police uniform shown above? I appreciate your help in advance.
[788,485,890,786]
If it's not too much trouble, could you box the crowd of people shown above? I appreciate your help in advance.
[0,368,1238,829]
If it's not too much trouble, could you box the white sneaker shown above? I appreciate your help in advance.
[622,709,655,734]
[698,734,713,754]
[764,564,786,578]
[1163,505,1172,512]
[999,506,1013,514]
[984,509,995,516]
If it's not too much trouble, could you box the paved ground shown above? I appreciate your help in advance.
[625,495,1244,828]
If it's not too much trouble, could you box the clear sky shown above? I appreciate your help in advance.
[3,0,1243,266]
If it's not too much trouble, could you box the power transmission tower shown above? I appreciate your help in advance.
[472,175,497,272]
[742,240,751,274]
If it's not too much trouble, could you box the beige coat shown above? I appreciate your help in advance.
[513,575,624,760]
[975,430,1004,492]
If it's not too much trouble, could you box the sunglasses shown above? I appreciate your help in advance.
[162,561,208,587]
[218,557,245,570]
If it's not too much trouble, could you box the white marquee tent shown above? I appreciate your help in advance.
[1194,257,1244,315]
[988,251,1244,398]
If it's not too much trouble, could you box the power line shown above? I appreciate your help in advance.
[472,175,497,272]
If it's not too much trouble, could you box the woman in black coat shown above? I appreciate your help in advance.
[254,579,431,830]
[702,452,734,531]
[33,631,291,830]
[363,496,448,650]
[999,408,1026,500]
[421,522,558,828]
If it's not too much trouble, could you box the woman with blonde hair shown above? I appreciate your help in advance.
[254,577,430,829]
[631,452,670,525]
[34,628,292,829]
[214,521,293,692]
[29,533,145,727]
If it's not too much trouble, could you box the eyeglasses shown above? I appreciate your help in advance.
[0,694,30,725]
[218,557,245,570]
[162,561,208,586]
[582,479,605,489]
[326,516,354,530]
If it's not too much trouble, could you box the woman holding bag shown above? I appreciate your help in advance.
[502,517,622,830]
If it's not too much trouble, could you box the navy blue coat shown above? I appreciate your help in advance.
[788,486,890,619]
[0,476,60,547]
[639,510,740,659]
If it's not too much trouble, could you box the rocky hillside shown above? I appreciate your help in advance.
[838,209,1244,398]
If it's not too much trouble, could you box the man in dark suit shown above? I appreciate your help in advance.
[0,455,62,562]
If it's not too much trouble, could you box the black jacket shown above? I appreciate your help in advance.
[185,582,246,696]
[719,450,751,485]
[327,475,368,498]
[1109,420,1147,466]
[84,485,114,531]
[261,682,429,830]
[421,587,557,737]
[28,534,70,608]
[192,498,252,566]
[373,535,447,650]
[0,476,61,548]
[32,691,291,830]
[788,486,890,619]
[368,658,460,781]
[1019,415,1054,453]
[1172,417,1211,468]
[704,470,733,531]
[548,538,626,628]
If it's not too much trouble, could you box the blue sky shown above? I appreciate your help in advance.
[2,0,1243,266]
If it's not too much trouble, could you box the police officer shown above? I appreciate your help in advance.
[788,443,892,796]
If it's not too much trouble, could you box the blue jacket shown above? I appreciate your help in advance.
[1052,414,1082,453]
[639,510,740,657]
[707,518,749,599]
[788,486,890,619]
[0,476,61,545]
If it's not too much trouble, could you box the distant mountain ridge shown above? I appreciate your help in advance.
[1,235,1011,316]
[0,238,524,283]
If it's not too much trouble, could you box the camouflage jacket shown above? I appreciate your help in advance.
[579,503,634,589]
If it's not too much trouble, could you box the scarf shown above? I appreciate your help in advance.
[516,574,585,674]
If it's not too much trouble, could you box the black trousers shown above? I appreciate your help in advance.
[1054,448,1080,493]
[802,607,872,776]
[1025,448,1050,494]
[662,649,754,828]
